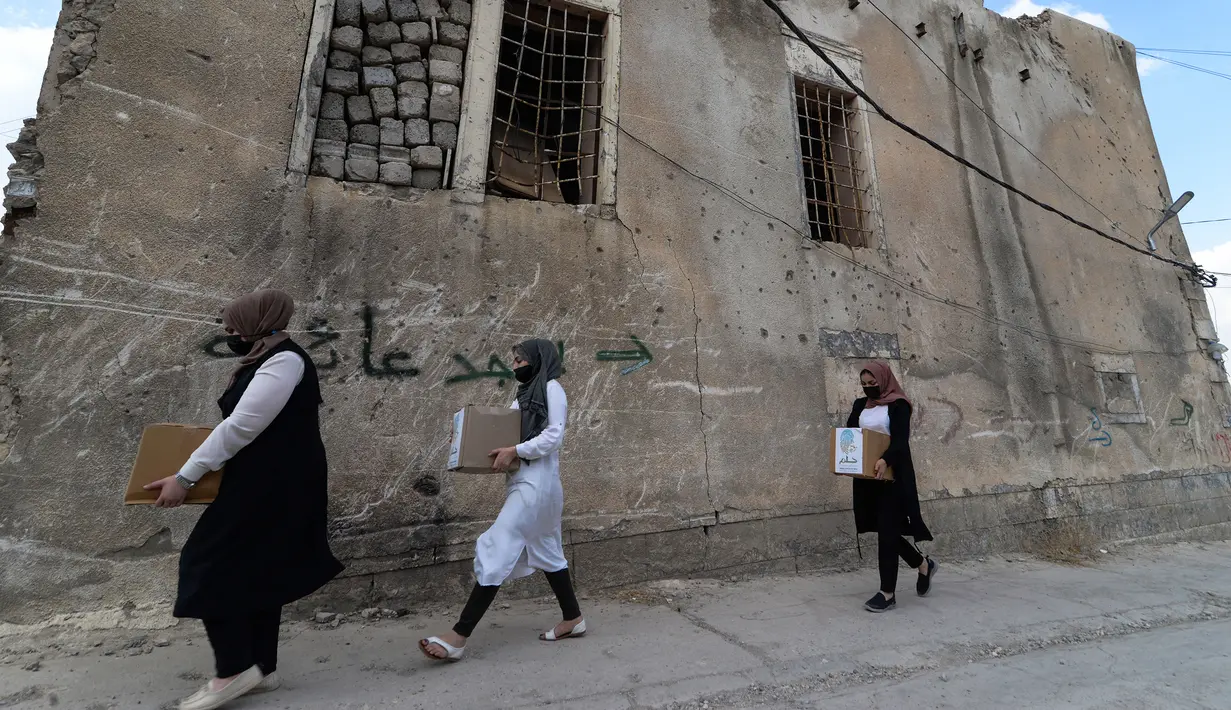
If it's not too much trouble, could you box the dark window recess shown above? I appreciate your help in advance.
[488,0,606,205]
[794,77,872,248]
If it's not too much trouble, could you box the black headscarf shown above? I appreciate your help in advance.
[515,339,562,443]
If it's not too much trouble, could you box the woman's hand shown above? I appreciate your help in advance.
[144,476,189,508]
[874,459,888,479]
[489,446,520,472]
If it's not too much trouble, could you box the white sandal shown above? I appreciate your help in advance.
[419,636,465,661]
[540,618,586,641]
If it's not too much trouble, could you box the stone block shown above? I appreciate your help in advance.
[428,59,463,85]
[429,82,461,122]
[348,144,380,160]
[405,118,431,146]
[320,92,346,120]
[428,44,464,64]
[350,124,381,146]
[311,154,345,180]
[315,119,349,142]
[447,0,471,26]
[331,26,365,53]
[328,50,360,72]
[398,80,430,99]
[69,32,97,57]
[362,66,398,92]
[391,43,421,63]
[368,21,402,48]
[313,139,348,158]
[345,158,380,182]
[346,95,376,124]
[417,0,444,20]
[380,117,405,146]
[439,22,468,50]
[401,21,431,47]
[412,169,444,189]
[381,162,414,185]
[324,69,360,96]
[411,145,444,169]
[370,87,397,119]
[380,145,412,163]
[431,121,457,150]
[334,0,361,26]
[398,96,428,120]
[395,62,427,82]
[362,47,394,66]
[361,0,389,23]
[389,0,419,22]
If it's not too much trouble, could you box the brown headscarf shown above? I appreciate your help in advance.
[861,360,910,408]
[221,289,294,381]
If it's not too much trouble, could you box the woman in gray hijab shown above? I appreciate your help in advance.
[420,339,584,661]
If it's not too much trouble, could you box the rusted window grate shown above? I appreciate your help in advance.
[488,0,606,205]
[794,78,872,247]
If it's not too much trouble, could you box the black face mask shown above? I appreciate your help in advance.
[227,335,254,356]
[863,385,881,401]
[513,365,535,384]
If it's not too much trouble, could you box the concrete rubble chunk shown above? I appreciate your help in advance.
[346,158,380,182]
[331,26,365,54]
[380,145,411,163]
[69,54,92,74]
[380,117,405,146]
[447,0,471,26]
[313,139,348,158]
[350,124,381,146]
[334,0,362,26]
[328,50,360,72]
[428,44,464,64]
[395,62,427,83]
[417,0,445,20]
[320,92,346,120]
[389,0,419,22]
[368,21,403,48]
[429,82,461,122]
[64,18,99,34]
[348,144,380,161]
[68,32,97,57]
[315,119,349,142]
[311,155,345,180]
[362,47,394,66]
[361,0,389,23]
[411,145,444,169]
[381,162,414,185]
[391,43,422,63]
[370,87,398,119]
[401,21,432,48]
[362,66,398,91]
[325,69,360,96]
[404,118,431,146]
[432,121,458,150]
[428,59,463,86]
[315,611,338,624]
[398,96,428,120]
[439,22,468,50]
[412,168,443,189]
[346,95,376,124]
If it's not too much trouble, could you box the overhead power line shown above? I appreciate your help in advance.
[1184,218,1231,226]
[1138,52,1231,82]
[1137,47,1231,57]
[758,0,1213,287]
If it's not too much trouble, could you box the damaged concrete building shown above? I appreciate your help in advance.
[3,0,1229,622]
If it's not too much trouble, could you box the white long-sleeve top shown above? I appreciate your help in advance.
[177,351,305,482]
[512,380,567,462]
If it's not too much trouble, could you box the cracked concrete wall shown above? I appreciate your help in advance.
[1,0,1228,622]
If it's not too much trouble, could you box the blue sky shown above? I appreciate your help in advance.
[1,0,1229,326]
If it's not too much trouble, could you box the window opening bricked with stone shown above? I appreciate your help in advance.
[794,78,872,248]
[312,0,472,188]
[487,0,606,205]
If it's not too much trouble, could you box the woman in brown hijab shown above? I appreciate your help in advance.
[144,289,343,710]
[844,360,936,613]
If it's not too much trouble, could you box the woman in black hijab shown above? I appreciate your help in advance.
[420,339,583,661]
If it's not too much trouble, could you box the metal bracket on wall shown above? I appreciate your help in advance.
[954,13,969,57]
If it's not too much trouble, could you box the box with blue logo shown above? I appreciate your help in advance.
[831,428,894,481]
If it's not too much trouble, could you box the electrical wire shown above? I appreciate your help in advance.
[1137,52,1231,82]
[1137,47,1231,58]
[759,0,1213,288]
[1183,219,1231,226]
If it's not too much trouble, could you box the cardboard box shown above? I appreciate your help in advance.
[124,424,223,504]
[447,405,522,474]
[831,427,894,481]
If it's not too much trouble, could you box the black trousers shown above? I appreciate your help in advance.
[453,568,581,637]
[877,501,925,593]
[203,608,281,678]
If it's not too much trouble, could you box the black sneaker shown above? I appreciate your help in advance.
[864,592,896,613]
[917,558,938,597]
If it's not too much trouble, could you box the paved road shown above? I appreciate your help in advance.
[1,541,1229,709]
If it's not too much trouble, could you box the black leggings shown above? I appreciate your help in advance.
[453,568,581,637]
[877,502,925,593]
[203,608,281,678]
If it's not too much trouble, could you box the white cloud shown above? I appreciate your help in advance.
[1194,237,1231,343]
[1136,55,1165,78]
[998,1,1112,32]
[0,25,54,195]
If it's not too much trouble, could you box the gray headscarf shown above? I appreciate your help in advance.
[515,339,562,443]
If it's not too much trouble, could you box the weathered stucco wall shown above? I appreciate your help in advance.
[2,0,1229,623]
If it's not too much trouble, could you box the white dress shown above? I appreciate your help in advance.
[472,379,570,586]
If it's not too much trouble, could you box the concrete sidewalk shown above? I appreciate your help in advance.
[2,541,1229,709]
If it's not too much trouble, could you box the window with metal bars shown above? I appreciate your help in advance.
[488,0,606,205]
[794,78,873,248]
